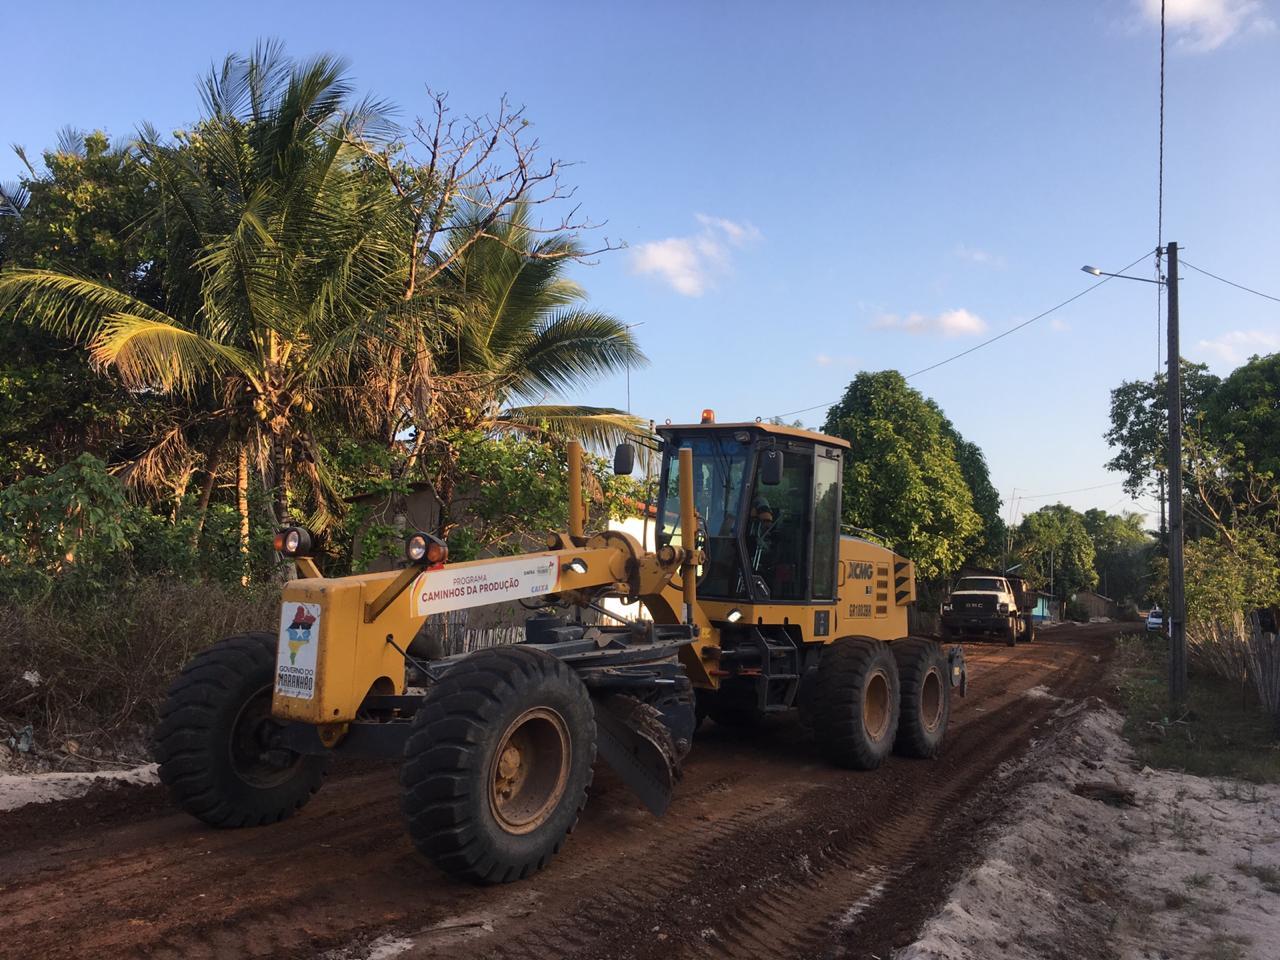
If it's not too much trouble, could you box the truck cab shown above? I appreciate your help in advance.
[941,575,1034,646]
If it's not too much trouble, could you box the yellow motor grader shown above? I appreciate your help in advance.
[154,415,966,883]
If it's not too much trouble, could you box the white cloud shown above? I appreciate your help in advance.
[874,308,988,338]
[1050,317,1071,333]
[1139,0,1276,51]
[954,244,1006,268]
[629,214,761,296]
[1195,329,1280,365]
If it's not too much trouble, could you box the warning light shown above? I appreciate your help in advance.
[700,408,716,423]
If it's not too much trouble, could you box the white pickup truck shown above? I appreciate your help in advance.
[940,575,1035,646]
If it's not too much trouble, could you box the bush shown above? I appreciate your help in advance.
[1065,599,1090,622]
[0,453,280,602]
[1,578,277,754]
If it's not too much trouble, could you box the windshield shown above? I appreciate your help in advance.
[955,577,1006,592]
[658,434,750,599]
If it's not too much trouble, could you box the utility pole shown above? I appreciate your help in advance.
[1165,241,1187,711]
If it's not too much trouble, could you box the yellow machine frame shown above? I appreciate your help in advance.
[273,430,917,742]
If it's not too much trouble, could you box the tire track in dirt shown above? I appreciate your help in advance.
[490,635,1104,960]
[0,624,1118,960]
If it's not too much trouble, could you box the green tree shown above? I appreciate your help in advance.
[930,403,1005,566]
[444,431,644,560]
[1104,360,1220,500]
[822,371,980,579]
[1013,503,1097,597]
[0,131,171,485]
[1203,352,1280,480]
[1082,507,1153,604]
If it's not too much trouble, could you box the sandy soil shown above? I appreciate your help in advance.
[899,702,1280,960]
[0,624,1121,960]
[0,764,158,812]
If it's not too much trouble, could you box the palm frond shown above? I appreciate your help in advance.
[505,308,647,401]
[89,314,251,393]
[0,269,180,341]
[0,180,29,219]
[495,405,648,451]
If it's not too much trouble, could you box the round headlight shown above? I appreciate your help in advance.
[272,526,313,558]
[406,532,448,566]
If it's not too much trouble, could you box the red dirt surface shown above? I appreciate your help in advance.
[0,623,1121,960]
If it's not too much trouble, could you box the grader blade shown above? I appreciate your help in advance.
[592,695,681,816]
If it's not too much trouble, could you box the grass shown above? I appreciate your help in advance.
[1235,861,1280,894]
[1,578,277,760]
[1112,632,1280,783]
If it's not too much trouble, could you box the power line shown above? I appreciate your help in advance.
[1018,480,1126,501]
[1181,259,1280,304]
[1156,0,1166,377]
[1157,0,1165,258]
[771,249,1155,421]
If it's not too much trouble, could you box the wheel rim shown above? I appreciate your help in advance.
[920,667,944,733]
[863,670,892,742]
[489,706,572,835]
[229,684,301,788]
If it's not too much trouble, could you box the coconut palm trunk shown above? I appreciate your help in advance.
[237,445,250,586]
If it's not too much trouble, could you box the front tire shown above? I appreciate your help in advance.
[153,632,329,828]
[891,638,950,758]
[813,637,900,770]
[401,646,596,884]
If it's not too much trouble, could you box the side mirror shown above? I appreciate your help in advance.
[759,449,784,486]
[613,442,636,476]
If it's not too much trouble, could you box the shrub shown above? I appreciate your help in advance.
[1,578,277,752]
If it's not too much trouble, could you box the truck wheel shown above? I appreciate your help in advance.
[153,632,329,828]
[401,646,596,884]
[813,637,900,770]
[1005,620,1017,647]
[1023,619,1037,643]
[891,638,950,758]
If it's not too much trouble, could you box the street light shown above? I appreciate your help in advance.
[1082,244,1186,712]
[1081,265,1164,284]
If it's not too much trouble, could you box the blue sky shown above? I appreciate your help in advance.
[5,0,1279,528]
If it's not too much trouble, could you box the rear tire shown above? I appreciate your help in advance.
[401,646,596,884]
[1022,618,1037,643]
[1005,620,1017,647]
[153,632,329,828]
[813,637,900,770]
[891,638,950,758]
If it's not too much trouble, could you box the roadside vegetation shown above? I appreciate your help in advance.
[1112,631,1280,783]
[1108,356,1280,738]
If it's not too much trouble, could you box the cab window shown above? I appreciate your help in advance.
[746,450,812,601]
[658,434,750,599]
[810,455,840,600]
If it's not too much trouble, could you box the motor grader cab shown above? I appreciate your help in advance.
[154,414,965,884]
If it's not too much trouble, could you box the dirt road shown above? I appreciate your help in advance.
[0,623,1120,960]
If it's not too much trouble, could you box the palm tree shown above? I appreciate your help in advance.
[374,202,647,532]
[0,43,412,566]
[430,202,644,438]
